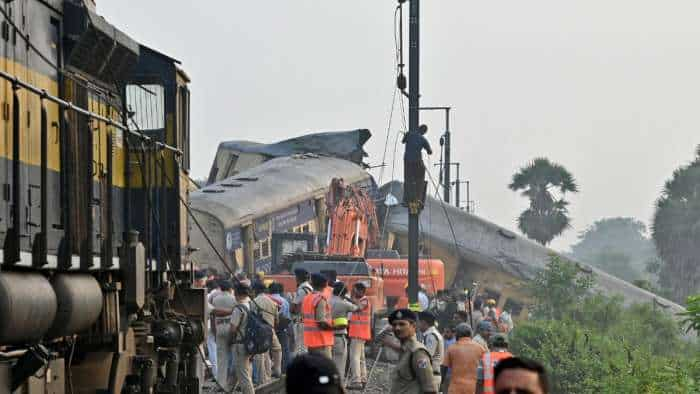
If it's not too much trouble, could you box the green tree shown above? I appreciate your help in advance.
[509,158,579,245]
[652,145,700,302]
[570,217,658,282]
[528,255,594,320]
[679,294,700,335]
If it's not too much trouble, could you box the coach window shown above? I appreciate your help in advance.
[261,239,270,258]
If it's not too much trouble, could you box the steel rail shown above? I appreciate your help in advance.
[0,69,183,156]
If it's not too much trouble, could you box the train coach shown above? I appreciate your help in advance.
[190,153,377,275]
[379,181,687,322]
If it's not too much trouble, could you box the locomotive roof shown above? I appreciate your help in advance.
[191,154,371,229]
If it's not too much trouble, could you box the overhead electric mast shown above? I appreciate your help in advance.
[419,106,452,203]
[402,0,421,309]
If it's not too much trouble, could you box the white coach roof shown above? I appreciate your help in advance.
[191,154,371,229]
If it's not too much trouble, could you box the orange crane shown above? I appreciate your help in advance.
[325,178,379,256]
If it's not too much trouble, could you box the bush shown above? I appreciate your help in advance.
[510,319,698,394]
[528,254,594,320]
[510,255,698,393]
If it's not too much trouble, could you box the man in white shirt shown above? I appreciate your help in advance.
[210,281,236,390]
[418,311,445,389]
[206,280,222,376]
[291,268,312,354]
[418,288,431,312]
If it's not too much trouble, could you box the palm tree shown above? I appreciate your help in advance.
[509,158,579,245]
[652,145,700,303]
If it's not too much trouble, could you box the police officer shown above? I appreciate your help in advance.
[210,280,236,390]
[347,282,371,390]
[292,268,313,354]
[230,283,254,394]
[418,311,444,390]
[329,281,358,384]
[388,308,438,394]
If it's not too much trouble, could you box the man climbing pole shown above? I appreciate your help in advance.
[402,124,432,206]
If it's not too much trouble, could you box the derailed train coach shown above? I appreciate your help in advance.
[190,152,376,275]
[379,181,686,321]
[0,1,204,393]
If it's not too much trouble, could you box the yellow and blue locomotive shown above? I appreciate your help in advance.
[0,1,204,393]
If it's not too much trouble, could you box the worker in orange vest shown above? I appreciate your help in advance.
[477,334,514,394]
[302,273,334,359]
[347,282,372,390]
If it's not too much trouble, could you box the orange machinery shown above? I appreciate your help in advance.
[267,179,443,316]
[325,178,379,257]
[366,258,445,309]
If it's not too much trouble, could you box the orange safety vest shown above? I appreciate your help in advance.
[481,351,513,393]
[322,285,333,300]
[302,292,334,348]
[348,296,371,340]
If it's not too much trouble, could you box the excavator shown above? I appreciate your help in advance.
[267,178,444,315]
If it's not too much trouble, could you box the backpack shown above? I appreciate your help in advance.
[277,311,292,332]
[235,302,274,355]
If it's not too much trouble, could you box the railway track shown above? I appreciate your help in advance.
[203,358,393,393]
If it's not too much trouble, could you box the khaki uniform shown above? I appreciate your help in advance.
[330,295,358,382]
[348,297,371,386]
[421,326,444,389]
[390,335,438,394]
[251,294,282,384]
[211,292,236,390]
[293,281,313,354]
[231,299,254,394]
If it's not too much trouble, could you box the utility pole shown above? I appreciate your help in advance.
[466,180,471,213]
[402,0,421,310]
[453,163,461,209]
[419,106,451,203]
[407,0,420,310]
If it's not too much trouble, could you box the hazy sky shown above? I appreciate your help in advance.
[99,1,700,251]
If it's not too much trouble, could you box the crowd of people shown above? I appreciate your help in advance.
[197,267,375,393]
[196,268,548,394]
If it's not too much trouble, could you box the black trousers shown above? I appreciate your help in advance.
[404,159,427,204]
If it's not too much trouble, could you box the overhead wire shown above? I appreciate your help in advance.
[425,164,462,261]
[377,4,407,189]
[377,84,397,186]
[125,116,238,279]
[125,122,237,393]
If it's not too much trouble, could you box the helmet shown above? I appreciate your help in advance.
[487,299,497,306]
